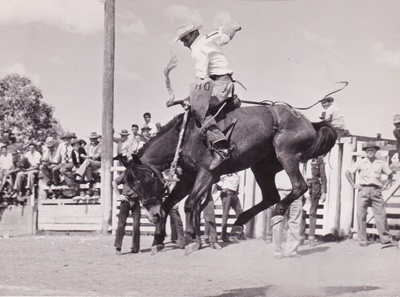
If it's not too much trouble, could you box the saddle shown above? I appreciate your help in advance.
[200,94,241,146]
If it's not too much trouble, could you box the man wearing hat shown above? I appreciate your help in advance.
[39,137,61,186]
[392,114,400,156]
[74,132,102,183]
[141,124,152,143]
[52,132,75,185]
[113,129,134,156]
[345,141,394,247]
[320,96,347,136]
[173,22,242,170]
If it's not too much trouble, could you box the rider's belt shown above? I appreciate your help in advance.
[209,73,232,81]
[360,184,381,189]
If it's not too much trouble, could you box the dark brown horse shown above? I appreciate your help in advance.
[137,103,337,254]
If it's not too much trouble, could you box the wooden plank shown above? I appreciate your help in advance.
[38,224,102,231]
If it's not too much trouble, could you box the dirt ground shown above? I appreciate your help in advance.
[0,233,399,297]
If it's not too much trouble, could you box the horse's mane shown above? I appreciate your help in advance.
[137,113,185,157]
[123,163,162,198]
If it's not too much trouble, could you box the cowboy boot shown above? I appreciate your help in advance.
[209,141,231,170]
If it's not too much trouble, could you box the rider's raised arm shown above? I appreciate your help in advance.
[212,24,242,46]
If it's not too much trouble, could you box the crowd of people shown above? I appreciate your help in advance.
[0,112,160,206]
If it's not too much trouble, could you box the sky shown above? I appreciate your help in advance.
[0,0,399,140]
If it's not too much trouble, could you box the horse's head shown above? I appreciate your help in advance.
[117,154,166,224]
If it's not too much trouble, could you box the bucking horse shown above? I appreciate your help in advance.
[131,58,338,255]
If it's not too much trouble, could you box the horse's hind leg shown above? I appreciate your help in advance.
[233,157,281,232]
[271,151,308,225]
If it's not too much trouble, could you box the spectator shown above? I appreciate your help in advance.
[113,129,133,156]
[202,187,222,250]
[169,203,185,249]
[74,132,102,184]
[262,207,274,243]
[129,124,142,154]
[216,173,246,242]
[300,156,327,247]
[112,156,142,255]
[320,96,348,137]
[393,114,400,156]
[52,133,75,186]
[143,112,158,137]
[273,172,303,259]
[12,143,42,200]
[141,125,152,143]
[345,141,394,247]
[38,137,61,186]
[0,145,15,193]
[61,138,87,187]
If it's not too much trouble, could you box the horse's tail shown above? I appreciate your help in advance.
[308,122,337,159]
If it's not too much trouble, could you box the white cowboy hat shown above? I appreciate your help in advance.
[393,114,400,124]
[173,23,202,42]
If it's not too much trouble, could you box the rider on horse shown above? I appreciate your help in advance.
[174,22,242,170]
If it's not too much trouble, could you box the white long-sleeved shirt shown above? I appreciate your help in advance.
[190,26,239,79]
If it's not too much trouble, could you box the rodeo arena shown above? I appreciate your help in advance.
[1,2,400,297]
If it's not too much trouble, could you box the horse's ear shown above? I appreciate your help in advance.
[130,154,142,165]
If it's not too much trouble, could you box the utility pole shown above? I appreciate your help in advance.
[101,0,115,233]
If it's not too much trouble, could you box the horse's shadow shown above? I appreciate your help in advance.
[298,245,330,256]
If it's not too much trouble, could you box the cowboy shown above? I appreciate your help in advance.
[345,141,394,247]
[173,22,242,170]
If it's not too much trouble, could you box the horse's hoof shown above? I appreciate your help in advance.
[271,215,284,226]
[184,242,200,256]
[230,225,243,236]
[210,242,222,250]
[150,244,164,256]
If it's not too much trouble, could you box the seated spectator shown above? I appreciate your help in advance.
[60,138,87,187]
[320,96,349,137]
[38,137,61,186]
[11,143,42,200]
[0,145,15,193]
[74,132,102,184]
[52,133,75,186]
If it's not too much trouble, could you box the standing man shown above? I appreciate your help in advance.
[142,112,158,137]
[345,141,394,247]
[173,22,242,170]
[216,172,245,242]
[301,156,327,247]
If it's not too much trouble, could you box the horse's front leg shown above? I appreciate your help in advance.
[184,170,214,255]
[151,216,168,255]
[151,183,190,255]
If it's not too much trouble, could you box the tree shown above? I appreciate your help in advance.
[0,74,63,143]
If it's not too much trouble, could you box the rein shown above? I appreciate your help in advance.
[163,106,190,193]
[240,81,349,111]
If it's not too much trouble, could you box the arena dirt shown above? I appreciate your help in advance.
[0,234,399,296]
